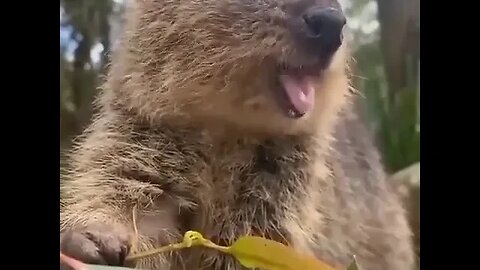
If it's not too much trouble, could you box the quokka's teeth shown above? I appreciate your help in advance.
[288,109,296,118]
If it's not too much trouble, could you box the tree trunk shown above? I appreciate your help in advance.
[98,0,112,71]
[376,0,420,103]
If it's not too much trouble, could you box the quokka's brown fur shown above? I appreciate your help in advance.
[60,0,415,269]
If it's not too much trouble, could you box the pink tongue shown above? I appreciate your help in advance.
[279,74,315,115]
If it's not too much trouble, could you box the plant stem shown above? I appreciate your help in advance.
[126,242,186,261]
[125,231,231,262]
[202,240,231,253]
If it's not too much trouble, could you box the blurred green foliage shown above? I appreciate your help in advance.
[354,42,419,172]
[344,0,420,173]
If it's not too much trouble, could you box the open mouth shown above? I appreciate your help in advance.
[275,61,325,119]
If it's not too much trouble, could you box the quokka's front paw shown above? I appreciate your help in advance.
[60,223,133,269]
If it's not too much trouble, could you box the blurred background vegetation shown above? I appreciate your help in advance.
[60,0,419,267]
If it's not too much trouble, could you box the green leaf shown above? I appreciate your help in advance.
[346,256,360,270]
[226,235,337,270]
[111,231,338,270]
